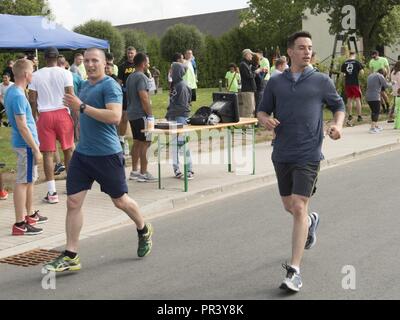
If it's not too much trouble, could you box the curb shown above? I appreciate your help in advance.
[1,140,400,259]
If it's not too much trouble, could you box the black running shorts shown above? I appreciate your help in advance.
[273,162,320,198]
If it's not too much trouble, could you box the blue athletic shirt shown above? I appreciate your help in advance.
[76,76,123,156]
[4,85,39,148]
[259,66,345,163]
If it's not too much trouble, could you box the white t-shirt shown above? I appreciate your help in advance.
[29,67,73,112]
[0,81,13,97]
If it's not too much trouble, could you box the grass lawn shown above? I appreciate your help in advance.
[0,127,16,173]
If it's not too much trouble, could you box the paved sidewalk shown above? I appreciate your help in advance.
[0,121,399,259]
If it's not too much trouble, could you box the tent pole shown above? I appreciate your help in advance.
[35,48,39,65]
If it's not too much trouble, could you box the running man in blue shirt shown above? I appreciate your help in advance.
[45,48,153,272]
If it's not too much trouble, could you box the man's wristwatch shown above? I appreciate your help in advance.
[80,103,87,114]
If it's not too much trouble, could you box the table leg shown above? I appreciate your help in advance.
[227,126,232,173]
[183,134,189,192]
[252,124,256,175]
[158,136,161,189]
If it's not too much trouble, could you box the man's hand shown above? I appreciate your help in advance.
[260,117,280,131]
[327,124,342,140]
[63,94,82,112]
[33,149,43,165]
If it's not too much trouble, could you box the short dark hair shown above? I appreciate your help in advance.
[105,52,114,61]
[275,58,286,68]
[2,72,10,77]
[133,52,147,67]
[106,62,114,67]
[127,46,136,52]
[74,52,83,58]
[371,50,379,56]
[228,63,237,69]
[172,52,183,62]
[255,49,264,55]
[287,31,312,48]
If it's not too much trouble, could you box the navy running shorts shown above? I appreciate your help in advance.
[67,151,128,199]
[273,161,320,198]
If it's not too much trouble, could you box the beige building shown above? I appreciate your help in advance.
[302,9,400,65]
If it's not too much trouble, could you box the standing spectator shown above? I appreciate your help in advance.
[341,51,365,125]
[225,63,241,93]
[28,54,39,72]
[252,53,265,114]
[256,49,271,83]
[70,53,87,80]
[366,69,390,134]
[106,62,119,82]
[165,62,193,179]
[106,52,118,77]
[150,66,161,94]
[44,48,153,272]
[126,52,157,183]
[369,50,391,113]
[28,47,74,204]
[239,49,261,118]
[389,61,400,123]
[168,52,184,95]
[3,60,14,82]
[118,46,136,150]
[0,73,13,106]
[271,58,288,78]
[4,59,48,235]
[183,50,198,102]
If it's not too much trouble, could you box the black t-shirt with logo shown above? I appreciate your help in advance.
[341,59,364,86]
[118,61,135,88]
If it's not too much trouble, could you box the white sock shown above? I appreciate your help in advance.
[291,265,300,274]
[307,215,312,228]
[119,136,125,143]
[47,180,56,194]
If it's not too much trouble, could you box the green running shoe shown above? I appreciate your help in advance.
[137,223,153,258]
[44,253,81,272]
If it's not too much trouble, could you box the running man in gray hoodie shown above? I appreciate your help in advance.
[166,62,194,179]
[258,31,345,292]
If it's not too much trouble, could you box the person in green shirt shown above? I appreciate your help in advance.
[183,50,198,101]
[256,50,270,82]
[369,50,391,113]
[225,63,241,93]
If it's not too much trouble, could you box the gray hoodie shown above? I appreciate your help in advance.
[166,62,192,119]
[259,66,345,163]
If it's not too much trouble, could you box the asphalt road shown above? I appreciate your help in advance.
[1,150,400,300]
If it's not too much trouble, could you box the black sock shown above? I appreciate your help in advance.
[16,221,25,227]
[137,225,148,236]
[64,250,77,259]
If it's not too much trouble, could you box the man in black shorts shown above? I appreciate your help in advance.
[258,31,345,292]
[44,48,153,273]
[118,46,136,148]
[126,53,157,183]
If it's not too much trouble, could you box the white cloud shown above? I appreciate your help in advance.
[48,0,248,29]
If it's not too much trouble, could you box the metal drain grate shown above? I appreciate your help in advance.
[0,249,61,267]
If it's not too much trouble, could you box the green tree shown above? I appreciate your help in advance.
[160,24,204,62]
[306,0,400,57]
[0,0,51,16]
[245,0,306,53]
[121,29,148,52]
[73,20,125,62]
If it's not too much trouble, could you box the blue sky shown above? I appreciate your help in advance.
[48,0,249,29]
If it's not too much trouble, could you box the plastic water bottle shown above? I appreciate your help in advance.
[124,140,130,156]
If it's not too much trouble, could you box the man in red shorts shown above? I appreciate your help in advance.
[341,51,365,126]
[29,47,74,204]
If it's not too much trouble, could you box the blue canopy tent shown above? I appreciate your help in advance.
[0,14,109,50]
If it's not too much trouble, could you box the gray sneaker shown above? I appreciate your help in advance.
[305,212,319,250]
[137,172,158,183]
[129,171,142,180]
[280,264,302,292]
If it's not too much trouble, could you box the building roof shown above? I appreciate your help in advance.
[115,8,246,37]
